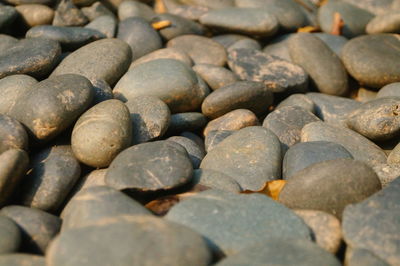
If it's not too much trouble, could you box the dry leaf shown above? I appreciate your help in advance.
[154,0,167,14]
[241,180,286,200]
[331,12,344,35]
[317,0,329,6]
[297,26,320,33]
[152,20,172,30]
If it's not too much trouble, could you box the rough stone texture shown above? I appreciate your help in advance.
[167,35,227,66]
[0,149,29,207]
[342,177,400,265]
[15,4,54,27]
[167,136,205,169]
[47,215,212,266]
[0,38,61,79]
[343,0,393,15]
[283,140,353,179]
[228,48,308,94]
[341,34,400,88]
[301,121,387,168]
[191,169,242,192]
[193,64,238,91]
[0,114,28,153]
[294,209,342,254]
[114,59,207,113]
[288,33,348,96]
[125,96,170,145]
[167,112,208,134]
[9,74,93,143]
[53,0,88,26]
[61,186,152,231]
[279,158,381,219]
[201,126,281,190]
[71,99,132,168]
[166,189,311,256]
[51,38,132,86]
[0,215,21,254]
[205,130,235,152]
[155,13,205,41]
[216,238,340,266]
[346,97,400,141]
[0,254,45,266]
[106,141,193,192]
[0,206,61,254]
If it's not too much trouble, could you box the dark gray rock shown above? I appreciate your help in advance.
[53,0,88,26]
[0,215,21,254]
[118,0,155,21]
[366,11,400,34]
[0,5,17,30]
[228,48,308,94]
[0,149,29,207]
[0,254,45,266]
[130,47,193,68]
[341,34,400,88]
[26,25,105,51]
[199,7,278,37]
[203,80,272,119]
[212,34,250,49]
[201,126,281,190]
[279,158,381,219]
[164,3,210,21]
[372,163,400,187]
[377,82,400,98]
[263,106,320,152]
[154,13,205,41]
[166,189,311,256]
[288,33,348,96]
[216,238,340,266]
[167,136,205,169]
[85,15,116,38]
[0,115,28,153]
[114,59,207,113]
[51,38,132,86]
[0,38,61,79]
[346,97,400,141]
[342,177,400,265]
[89,78,113,105]
[167,35,227,66]
[343,0,393,15]
[193,64,238,91]
[126,95,170,145]
[20,145,80,212]
[117,17,162,61]
[0,34,18,53]
[106,141,193,192]
[0,206,61,254]
[191,169,242,192]
[318,1,374,38]
[180,131,204,150]
[205,130,235,152]
[167,112,207,134]
[47,215,212,266]
[283,141,353,179]
[61,186,152,231]
[9,74,93,143]
[263,34,294,62]
[301,121,387,168]
[313,33,348,57]
[276,93,315,113]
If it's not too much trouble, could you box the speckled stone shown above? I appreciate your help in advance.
[341,34,400,88]
[0,254,45,266]
[216,238,340,266]
[372,163,400,187]
[0,115,28,153]
[191,169,242,192]
[15,4,54,27]
[0,206,61,254]
[201,126,281,190]
[342,177,400,265]
[228,48,308,94]
[301,121,387,168]
[166,189,311,256]
[167,136,205,169]
[118,0,155,21]
[0,215,21,254]
[167,35,227,66]
[388,142,400,165]
[154,13,204,41]
[276,93,315,113]
[130,48,193,68]
[47,215,212,266]
[106,141,193,192]
[167,112,208,134]
[85,15,116,38]
[53,0,88,26]
[283,141,353,179]
[0,34,18,53]
[51,38,132,86]
[377,82,400,98]
[193,64,238,91]
[0,38,61,79]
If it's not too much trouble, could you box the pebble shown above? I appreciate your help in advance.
[288,33,348,96]
[166,189,311,256]
[199,7,278,37]
[279,158,381,219]
[0,5,17,30]
[372,163,400,187]
[212,34,249,49]
[154,13,205,41]
[343,0,393,15]
[0,254,45,266]
[263,106,320,152]
[216,238,340,266]
[15,4,54,27]
[201,126,281,190]
[114,59,207,113]
[346,97,400,141]
[81,2,114,20]
[355,87,377,102]
[345,248,390,266]
[204,130,235,152]
[228,38,261,51]
[366,11,400,34]
[118,0,155,21]
[47,215,212,266]
[377,82,400,98]
[51,38,132,86]
[0,149,29,207]
[301,121,387,168]
[202,81,273,119]
[84,15,116,38]
[130,47,193,68]
[89,78,113,104]
[193,64,238,91]
[0,38,61,79]
[341,34,400,88]
[0,205,61,253]
[313,33,348,58]
[388,142,400,164]
[0,34,18,52]
[294,209,342,254]
[0,215,21,254]
[167,136,205,169]
[167,112,208,134]
[61,186,152,231]
[342,177,400,265]
[53,0,88,27]
[67,169,108,199]
[167,35,227,66]
[106,141,193,192]
[0,114,28,153]
[283,141,353,179]
[276,93,315,113]
[191,169,242,192]
[20,145,80,212]
[227,48,308,94]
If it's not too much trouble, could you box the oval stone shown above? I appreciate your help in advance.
[279,158,381,219]
[52,0,88,27]
[276,93,315,113]
[106,141,193,192]
[200,126,281,190]
[154,13,205,41]
[167,136,205,169]
[0,115,28,153]
[71,99,132,168]
[0,254,45,266]
[85,15,117,38]
[130,47,193,68]
[377,82,400,98]
[366,11,400,34]
[388,142,400,165]
[167,112,208,134]
[15,4,54,27]
[193,64,238,91]
[205,130,235,152]
[118,0,155,21]
[0,215,21,254]
[191,169,242,192]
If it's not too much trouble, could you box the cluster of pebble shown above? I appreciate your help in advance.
[0,0,400,265]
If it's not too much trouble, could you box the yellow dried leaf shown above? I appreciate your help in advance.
[241,180,287,200]
[297,26,320,33]
[331,12,344,35]
[152,20,172,30]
